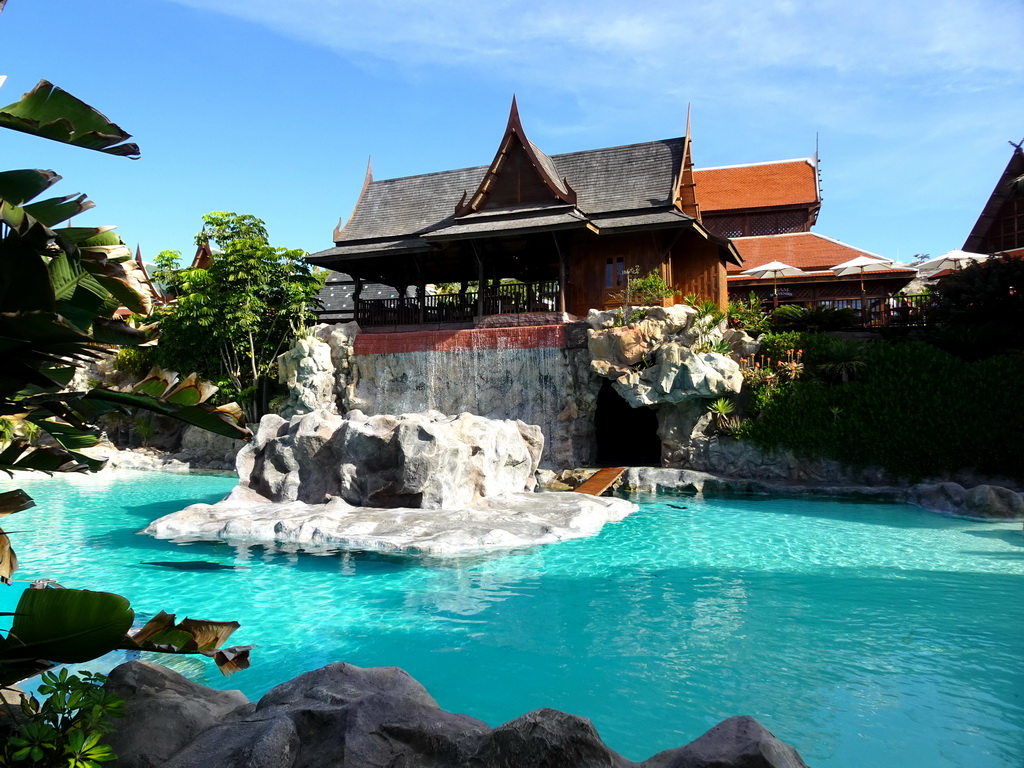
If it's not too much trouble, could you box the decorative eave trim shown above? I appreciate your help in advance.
[690,219,743,266]
[673,104,701,220]
[334,156,374,242]
[455,96,577,217]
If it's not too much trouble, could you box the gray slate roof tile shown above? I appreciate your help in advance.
[335,138,685,245]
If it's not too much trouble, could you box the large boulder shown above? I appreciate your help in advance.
[235,410,543,510]
[961,484,1024,520]
[907,482,967,515]
[104,661,249,768]
[104,661,810,768]
[645,716,810,768]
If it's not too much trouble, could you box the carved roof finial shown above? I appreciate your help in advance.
[456,96,576,216]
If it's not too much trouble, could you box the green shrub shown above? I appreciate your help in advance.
[1,669,123,767]
[737,338,1024,480]
[770,304,859,332]
[727,292,771,334]
[112,346,156,379]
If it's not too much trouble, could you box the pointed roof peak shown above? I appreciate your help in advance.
[455,96,576,216]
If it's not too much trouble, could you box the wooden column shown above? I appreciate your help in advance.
[476,251,485,318]
[353,277,363,324]
[552,233,567,313]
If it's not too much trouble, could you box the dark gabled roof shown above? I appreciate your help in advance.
[457,97,577,215]
[425,207,589,241]
[326,137,685,248]
[963,142,1024,253]
[315,271,399,317]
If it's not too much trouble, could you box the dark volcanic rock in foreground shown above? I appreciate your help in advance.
[104,661,810,768]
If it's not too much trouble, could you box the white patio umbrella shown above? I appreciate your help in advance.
[916,250,988,274]
[831,255,895,292]
[740,260,804,307]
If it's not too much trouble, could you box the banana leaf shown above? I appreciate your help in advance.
[123,612,252,676]
[0,489,34,516]
[0,81,140,158]
[84,388,250,441]
[0,169,61,206]
[0,587,134,666]
[132,368,177,398]
[0,529,16,585]
[23,193,94,227]
[165,373,217,406]
[50,225,116,245]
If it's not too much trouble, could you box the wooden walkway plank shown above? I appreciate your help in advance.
[573,467,626,496]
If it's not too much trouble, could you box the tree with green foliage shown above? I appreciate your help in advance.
[0,63,252,691]
[929,254,1024,354]
[154,212,324,420]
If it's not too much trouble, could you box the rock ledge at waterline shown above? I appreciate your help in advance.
[145,488,636,554]
[104,660,811,768]
[145,409,637,554]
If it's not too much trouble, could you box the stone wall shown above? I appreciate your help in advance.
[286,323,603,469]
[281,312,753,472]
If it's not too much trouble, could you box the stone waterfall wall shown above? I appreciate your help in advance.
[277,315,756,472]
[278,323,604,469]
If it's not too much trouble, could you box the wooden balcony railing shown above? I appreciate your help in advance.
[355,280,560,327]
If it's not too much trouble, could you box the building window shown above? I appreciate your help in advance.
[605,256,625,288]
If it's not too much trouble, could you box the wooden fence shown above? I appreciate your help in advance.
[355,280,560,327]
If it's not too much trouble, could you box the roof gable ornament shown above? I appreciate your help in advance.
[673,104,700,220]
[962,138,1024,252]
[455,96,577,217]
[335,156,374,242]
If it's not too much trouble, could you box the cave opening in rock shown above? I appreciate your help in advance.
[594,380,661,466]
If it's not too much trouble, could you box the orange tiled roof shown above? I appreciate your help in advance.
[726,232,897,273]
[694,159,818,212]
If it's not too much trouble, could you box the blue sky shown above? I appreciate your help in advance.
[1,0,1022,265]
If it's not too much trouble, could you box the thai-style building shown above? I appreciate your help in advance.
[308,100,741,328]
[309,101,918,326]
[693,158,917,308]
[963,140,1024,258]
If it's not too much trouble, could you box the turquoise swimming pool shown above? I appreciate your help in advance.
[3,470,1022,767]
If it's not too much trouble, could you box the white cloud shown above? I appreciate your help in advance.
[164,0,1023,82]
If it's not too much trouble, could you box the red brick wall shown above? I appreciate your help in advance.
[353,325,567,355]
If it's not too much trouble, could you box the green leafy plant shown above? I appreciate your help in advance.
[735,338,1024,480]
[683,296,727,353]
[928,254,1024,356]
[697,338,730,355]
[770,304,859,332]
[727,291,771,334]
[0,66,253,685]
[1,668,122,767]
[154,212,324,420]
[706,397,741,435]
[628,269,678,306]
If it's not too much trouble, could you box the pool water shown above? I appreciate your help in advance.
[3,470,1022,767]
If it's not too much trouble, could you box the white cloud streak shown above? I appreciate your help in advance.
[163,0,1023,81]
[162,0,1023,147]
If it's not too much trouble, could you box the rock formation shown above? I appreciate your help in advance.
[908,482,1024,520]
[235,409,543,509]
[104,660,810,768]
[145,487,635,555]
[275,310,755,471]
[147,409,637,554]
[586,305,744,408]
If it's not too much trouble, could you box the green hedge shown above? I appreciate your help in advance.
[738,334,1024,480]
